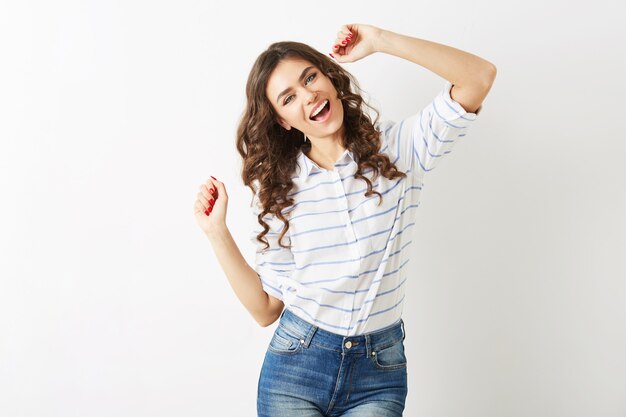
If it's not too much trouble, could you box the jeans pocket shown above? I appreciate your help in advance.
[372,338,407,370]
[267,324,304,355]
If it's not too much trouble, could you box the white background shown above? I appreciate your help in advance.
[1,1,625,416]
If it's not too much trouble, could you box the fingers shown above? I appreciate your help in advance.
[199,184,213,201]
[198,185,215,213]
[194,200,206,213]
[330,35,352,60]
[339,24,353,37]
[330,25,356,59]
[196,175,220,216]
[336,31,352,40]
[210,176,226,199]
[197,189,211,207]
[334,32,353,48]
[194,199,211,218]
[205,177,218,198]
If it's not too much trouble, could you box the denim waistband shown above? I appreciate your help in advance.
[277,308,405,356]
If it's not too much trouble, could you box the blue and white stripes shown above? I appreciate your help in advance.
[249,81,480,336]
[379,80,481,180]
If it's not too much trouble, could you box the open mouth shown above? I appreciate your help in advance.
[309,100,331,123]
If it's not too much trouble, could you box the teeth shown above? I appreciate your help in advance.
[310,100,329,118]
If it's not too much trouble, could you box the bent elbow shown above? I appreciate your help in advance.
[256,312,280,328]
[483,64,497,86]
[256,317,272,328]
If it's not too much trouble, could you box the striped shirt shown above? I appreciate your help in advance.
[250,81,482,336]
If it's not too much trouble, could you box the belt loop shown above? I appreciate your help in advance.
[365,334,372,358]
[303,323,318,348]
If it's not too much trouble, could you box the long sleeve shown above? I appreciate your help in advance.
[377,80,481,182]
[249,192,296,301]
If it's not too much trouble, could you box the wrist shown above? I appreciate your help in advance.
[206,224,230,242]
[374,28,394,53]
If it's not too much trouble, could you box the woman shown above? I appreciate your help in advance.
[194,23,495,417]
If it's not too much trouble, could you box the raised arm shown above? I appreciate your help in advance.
[331,24,496,113]
[373,29,496,113]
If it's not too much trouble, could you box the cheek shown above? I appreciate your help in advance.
[284,108,299,121]
[291,104,308,119]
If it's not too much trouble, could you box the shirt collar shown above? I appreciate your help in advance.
[296,147,355,181]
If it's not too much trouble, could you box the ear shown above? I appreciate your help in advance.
[277,118,291,130]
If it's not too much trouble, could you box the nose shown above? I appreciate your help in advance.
[305,89,317,106]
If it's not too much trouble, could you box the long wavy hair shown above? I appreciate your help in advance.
[236,41,407,251]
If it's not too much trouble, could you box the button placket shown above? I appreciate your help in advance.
[332,170,359,331]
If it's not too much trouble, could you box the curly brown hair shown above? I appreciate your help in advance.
[236,41,407,251]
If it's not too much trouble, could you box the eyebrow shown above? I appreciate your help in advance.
[276,66,315,104]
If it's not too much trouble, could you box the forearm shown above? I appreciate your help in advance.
[375,29,496,87]
[205,226,273,326]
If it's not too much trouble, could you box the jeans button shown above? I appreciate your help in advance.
[344,341,352,349]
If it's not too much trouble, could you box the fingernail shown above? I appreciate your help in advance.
[209,188,214,194]
[204,209,210,215]
[341,40,346,45]
[209,198,214,205]
[208,206,212,212]
[333,45,339,50]
[329,53,335,58]
[210,176,216,180]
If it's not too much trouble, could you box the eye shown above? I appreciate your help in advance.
[283,73,317,105]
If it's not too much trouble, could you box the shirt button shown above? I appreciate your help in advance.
[344,341,352,349]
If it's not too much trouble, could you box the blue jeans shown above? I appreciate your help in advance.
[257,308,408,417]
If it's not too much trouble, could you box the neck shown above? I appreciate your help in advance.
[305,125,346,171]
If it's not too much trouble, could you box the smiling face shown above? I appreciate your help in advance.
[265,57,344,140]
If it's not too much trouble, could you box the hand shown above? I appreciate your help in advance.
[330,23,383,64]
[194,176,228,236]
